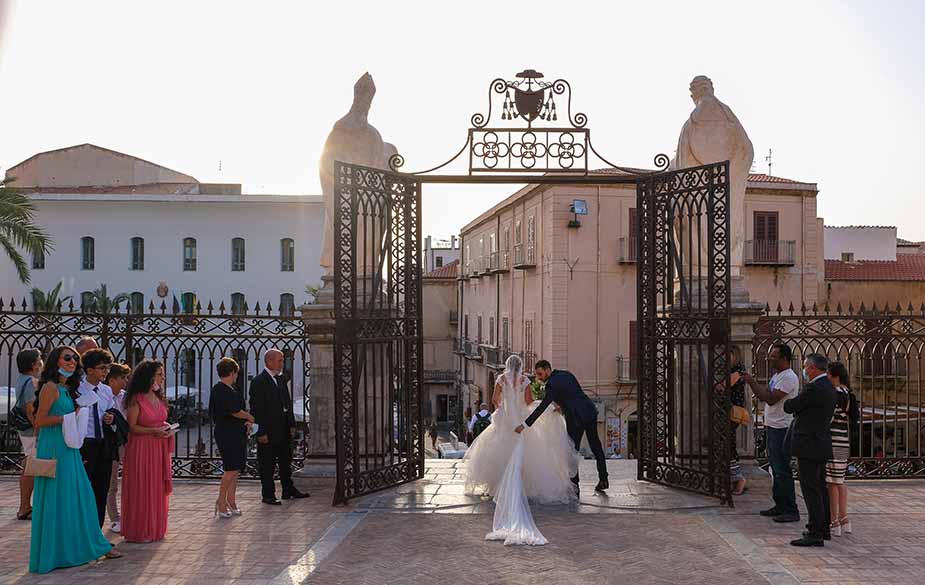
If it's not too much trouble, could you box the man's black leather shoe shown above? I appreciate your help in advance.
[282,489,310,499]
[790,536,824,547]
[262,497,282,505]
[594,479,609,492]
[773,514,801,523]
[760,507,781,517]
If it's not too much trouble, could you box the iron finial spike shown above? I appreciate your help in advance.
[254,301,262,314]
[859,301,866,314]
[219,301,226,315]
[800,301,806,314]
[68,299,74,312]
[148,300,155,313]
[21,297,28,310]
[266,301,274,313]
[0,298,5,312]
[908,302,915,314]
[160,300,167,314]
[896,302,903,314]
[195,300,202,314]
[872,301,879,314]
[836,302,843,315]
[920,302,925,316]
[775,302,783,315]
[812,302,818,315]
[243,301,250,313]
[207,300,214,314]
[848,301,854,315]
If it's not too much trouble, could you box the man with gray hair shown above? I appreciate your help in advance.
[76,336,99,355]
[784,352,837,547]
[250,348,308,504]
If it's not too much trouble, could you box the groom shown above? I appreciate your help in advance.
[515,360,609,492]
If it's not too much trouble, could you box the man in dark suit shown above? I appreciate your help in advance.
[783,352,837,547]
[515,360,608,492]
[250,349,308,504]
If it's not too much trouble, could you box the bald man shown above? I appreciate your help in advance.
[249,349,308,504]
[76,336,99,355]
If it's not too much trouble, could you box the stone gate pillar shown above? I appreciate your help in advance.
[730,277,766,457]
[302,275,336,457]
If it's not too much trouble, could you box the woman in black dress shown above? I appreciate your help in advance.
[209,357,254,518]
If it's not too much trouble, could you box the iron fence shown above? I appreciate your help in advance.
[0,300,309,478]
[752,302,925,478]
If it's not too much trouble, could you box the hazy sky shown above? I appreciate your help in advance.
[1,1,923,240]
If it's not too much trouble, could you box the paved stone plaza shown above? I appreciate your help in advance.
[1,461,924,584]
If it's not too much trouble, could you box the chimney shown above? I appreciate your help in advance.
[425,235,432,250]
[451,235,458,249]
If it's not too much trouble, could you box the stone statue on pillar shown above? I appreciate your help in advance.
[672,75,754,289]
[318,72,398,278]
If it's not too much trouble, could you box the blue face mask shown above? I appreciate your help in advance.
[58,368,73,378]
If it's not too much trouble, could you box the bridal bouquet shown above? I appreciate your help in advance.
[529,380,546,401]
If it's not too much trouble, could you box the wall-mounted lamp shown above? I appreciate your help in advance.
[568,199,588,228]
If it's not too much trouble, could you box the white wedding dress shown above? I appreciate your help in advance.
[464,357,579,545]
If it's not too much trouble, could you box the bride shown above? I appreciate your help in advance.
[464,354,578,545]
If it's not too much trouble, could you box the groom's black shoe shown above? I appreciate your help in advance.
[594,479,609,492]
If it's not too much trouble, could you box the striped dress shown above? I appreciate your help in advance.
[825,385,851,484]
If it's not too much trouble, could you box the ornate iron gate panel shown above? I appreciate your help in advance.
[636,161,732,503]
[333,161,424,505]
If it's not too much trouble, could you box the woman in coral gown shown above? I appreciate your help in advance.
[121,359,173,542]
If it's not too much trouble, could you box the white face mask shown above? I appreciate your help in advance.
[802,368,809,381]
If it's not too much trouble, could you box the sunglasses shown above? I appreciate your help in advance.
[62,354,78,363]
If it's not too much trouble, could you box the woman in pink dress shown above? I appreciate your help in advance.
[121,359,173,543]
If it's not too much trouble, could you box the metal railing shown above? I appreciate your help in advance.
[482,346,504,369]
[502,250,511,270]
[488,251,501,272]
[513,244,536,268]
[744,240,796,265]
[0,300,309,478]
[463,339,482,360]
[618,237,637,263]
[616,355,637,382]
[424,369,457,384]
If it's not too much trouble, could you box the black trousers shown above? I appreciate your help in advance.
[80,438,112,528]
[257,439,294,499]
[566,418,608,483]
[797,457,831,539]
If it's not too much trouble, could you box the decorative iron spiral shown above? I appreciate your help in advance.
[652,153,670,171]
[388,153,405,172]
[551,79,587,128]
[470,78,508,128]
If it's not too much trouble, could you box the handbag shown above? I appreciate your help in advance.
[10,405,32,432]
[24,457,56,478]
[729,405,750,426]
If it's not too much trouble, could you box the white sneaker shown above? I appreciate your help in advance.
[111,521,121,534]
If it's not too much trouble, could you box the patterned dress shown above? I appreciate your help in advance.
[825,385,851,484]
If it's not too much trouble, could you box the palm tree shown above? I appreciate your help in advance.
[31,281,72,312]
[85,283,130,313]
[0,179,52,285]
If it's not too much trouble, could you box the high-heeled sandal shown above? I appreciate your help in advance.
[839,515,852,534]
[829,520,842,537]
[214,502,232,519]
[226,500,242,516]
[105,549,123,559]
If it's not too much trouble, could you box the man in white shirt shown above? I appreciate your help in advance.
[743,343,801,523]
[468,403,491,437]
[78,348,117,528]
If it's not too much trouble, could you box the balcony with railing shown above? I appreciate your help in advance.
[617,237,637,264]
[513,244,536,269]
[488,251,508,274]
[452,337,465,355]
[482,346,505,370]
[501,250,512,272]
[744,240,796,266]
[463,339,482,361]
[616,356,638,382]
[424,369,457,384]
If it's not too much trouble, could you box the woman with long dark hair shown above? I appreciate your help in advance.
[826,361,857,536]
[121,359,173,542]
[29,346,119,573]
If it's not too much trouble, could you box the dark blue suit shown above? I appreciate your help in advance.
[524,370,608,483]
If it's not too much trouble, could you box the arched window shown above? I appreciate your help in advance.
[81,236,95,270]
[279,293,295,317]
[131,237,145,270]
[281,238,295,272]
[231,292,246,315]
[80,291,95,312]
[231,237,246,271]
[130,292,145,314]
[183,237,197,271]
[181,292,197,314]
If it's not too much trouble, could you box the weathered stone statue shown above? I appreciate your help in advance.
[318,73,398,275]
[672,75,754,279]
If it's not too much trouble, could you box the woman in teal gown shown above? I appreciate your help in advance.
[30,346,117,574]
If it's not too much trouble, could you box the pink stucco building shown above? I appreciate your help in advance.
[455,172,821,457]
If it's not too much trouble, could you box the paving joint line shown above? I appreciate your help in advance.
[270,510,368,584]
[701,514,802,585]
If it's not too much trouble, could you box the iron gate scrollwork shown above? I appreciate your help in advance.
[333,161,424,505]
[636,161,732,503]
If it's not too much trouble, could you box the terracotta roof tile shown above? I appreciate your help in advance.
[825,254,925,281]
[745,173,809,184]
[423,259,458,279]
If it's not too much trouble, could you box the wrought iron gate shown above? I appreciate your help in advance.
[333,161,424,505]
[636,161,732,503]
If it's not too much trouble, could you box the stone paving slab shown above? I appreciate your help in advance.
[302,512,764,585]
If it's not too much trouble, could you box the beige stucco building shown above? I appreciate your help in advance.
[456,172,821,457]
[422,260,459,427]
